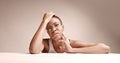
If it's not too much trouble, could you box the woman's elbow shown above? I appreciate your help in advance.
[98,43,111,53]
[29,47,42,54]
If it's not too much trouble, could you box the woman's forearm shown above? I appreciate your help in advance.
[29,21,48,54]
[29,12,55,54]
[71,43,110,54]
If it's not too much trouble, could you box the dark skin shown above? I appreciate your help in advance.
[29,12,110,54]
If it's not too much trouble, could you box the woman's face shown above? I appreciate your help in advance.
[46,17,64,40]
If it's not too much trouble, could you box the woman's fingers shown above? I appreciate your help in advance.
[57,39,73,52]
[42,12,55,23]
[52,33,66,41]
[53,34,72,52]
[57,41,66,51]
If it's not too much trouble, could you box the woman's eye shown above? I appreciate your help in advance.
[55,24,59,27]
[47,27,52,30]
[49,28,52,30]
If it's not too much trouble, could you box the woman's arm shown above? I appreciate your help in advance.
[29,12,55,54]
[69,40,111,53]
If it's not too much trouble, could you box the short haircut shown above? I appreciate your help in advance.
[52,15,63,25]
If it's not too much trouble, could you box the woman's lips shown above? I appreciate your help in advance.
[52,33,62,39]
[52,31,59,36]
[52,33,59,37]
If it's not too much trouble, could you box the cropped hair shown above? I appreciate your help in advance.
[52,15,63,25]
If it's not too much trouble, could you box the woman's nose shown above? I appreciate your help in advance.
[52,27,57,32]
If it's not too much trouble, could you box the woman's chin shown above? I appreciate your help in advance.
[51,36,62,41]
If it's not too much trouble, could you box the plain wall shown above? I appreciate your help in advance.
[0,0,120,53]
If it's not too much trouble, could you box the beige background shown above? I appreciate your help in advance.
[0,0,120,53]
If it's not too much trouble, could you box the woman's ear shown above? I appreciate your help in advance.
[62,25,64,31]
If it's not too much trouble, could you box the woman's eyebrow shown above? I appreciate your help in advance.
[46,24,51,29]
[47,22,58,28]
[53,22,58,24]
[47,24,52,27]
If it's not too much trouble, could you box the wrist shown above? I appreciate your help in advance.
[68,48,78,53]
[65,48,74,53]
[42,19,48,23]
[41,20,49,25]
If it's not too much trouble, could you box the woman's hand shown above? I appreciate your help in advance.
[42,12,55,23]
[56,35,73,53]
[62,36,73,52]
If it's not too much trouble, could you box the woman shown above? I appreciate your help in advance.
[29,12,110,54]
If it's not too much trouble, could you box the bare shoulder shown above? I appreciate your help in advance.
[69,39,80,44]
[69,39,81,48]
